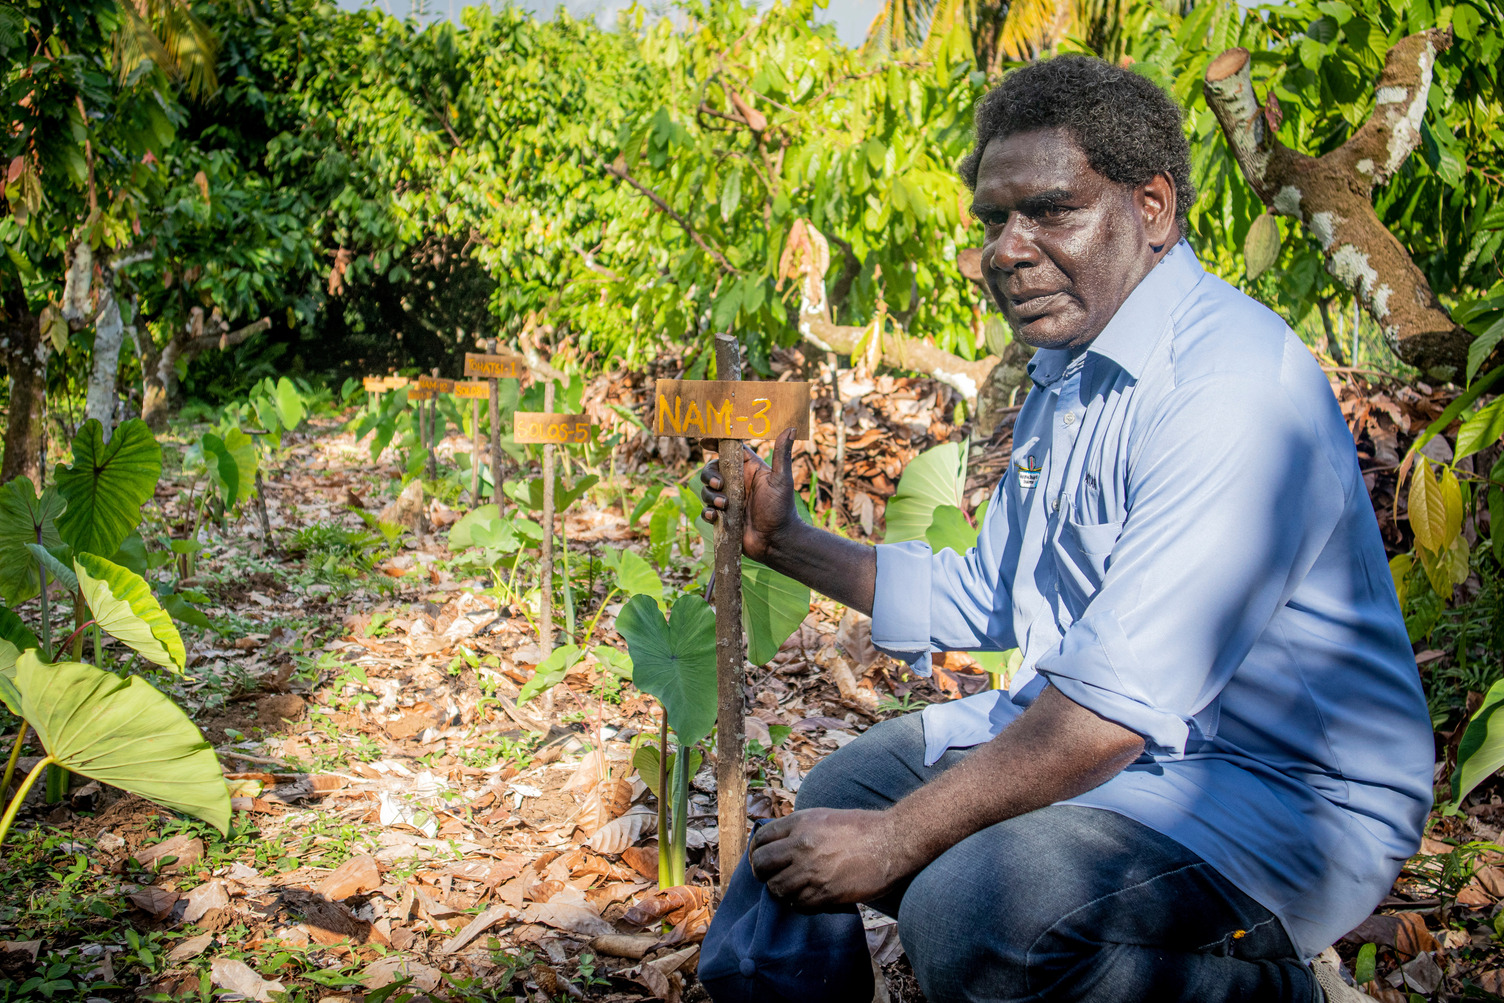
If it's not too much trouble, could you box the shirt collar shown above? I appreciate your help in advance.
[1025,240,1204,388]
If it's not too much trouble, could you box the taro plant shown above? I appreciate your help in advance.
[615,593,718,889]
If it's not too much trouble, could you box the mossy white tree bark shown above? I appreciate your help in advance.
[1203,30,1468,377]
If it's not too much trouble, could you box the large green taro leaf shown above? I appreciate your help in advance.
[16,652,228,833]
[631,744,703,800]
[75,554,186,671]
[55,419,162,559]
[0,607,37,714]
[0,478,64,606]
[604,547,664,604]
[742,558,809,666]
[616,594,718,749]
[884,441,966,544]
[222,428,260,506]
[275,377,306,430]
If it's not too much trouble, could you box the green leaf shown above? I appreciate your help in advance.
[161,593,212,632]
[26,544,77,592]
[615,549,664,602]
[110,532,150,577]
[631,743,702,801]
[222,428,260,506]
[615,594,718,748]
[518,643,582,705]
[202,434,240,509]
[55,419,162,558]
[741,558,809,666]
[1306,15,1339,43]
[1441,466,1464,542]
[0,608,40,656]
[925,504,979,554]
[75,554,186,671]
[14,652,229,833]
[274,377,307,430]
[1244,213,1281,280]
[1492,488,1504,567]
[885,441,966,543]
[0,478,64,606]
[1467,317,1504,385]
[1456,399,1504,460]
[1409,457,1446,552]
[594,646,633,679]
[1354,942,1377,985]
[1452,2,1481,40]
[1453,675,1504,804]
[0,672,18,716]
[448,504,501,549]
[719,167,743,222]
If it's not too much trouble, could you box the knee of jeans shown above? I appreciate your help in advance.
[793,715,923,812]
[898,861,1030,1001]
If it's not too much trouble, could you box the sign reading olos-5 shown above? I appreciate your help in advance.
[653,379,812,440]
[514,412,594,445]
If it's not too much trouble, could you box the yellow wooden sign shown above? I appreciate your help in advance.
[416,375,455,393]
[514,412,594,444]
[407,387,434,401]
[365,376,410,391]
[464,353,528,380]
[453,381,490,400]
[653,380,812,439]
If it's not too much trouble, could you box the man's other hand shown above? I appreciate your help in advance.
[698,427,799,562]
[748,807,903,910]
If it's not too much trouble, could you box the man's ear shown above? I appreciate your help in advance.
[1139,173,1178,250]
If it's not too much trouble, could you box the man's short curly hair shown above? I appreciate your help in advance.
[959,55,1195,233]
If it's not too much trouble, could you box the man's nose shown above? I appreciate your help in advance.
[987,216,1036,274]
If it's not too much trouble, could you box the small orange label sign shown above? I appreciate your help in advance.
[514,412,594,444]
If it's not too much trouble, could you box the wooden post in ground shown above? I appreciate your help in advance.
[540,381,556,657]
[426,368,440,481]
[827,351,845,523]
[487,339,504,508]
[712,332,749,881]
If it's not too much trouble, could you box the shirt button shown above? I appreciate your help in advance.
[1062,412,1077,426]
[1052,496,1061,512]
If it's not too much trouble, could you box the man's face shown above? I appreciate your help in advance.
[971,127,1169,351]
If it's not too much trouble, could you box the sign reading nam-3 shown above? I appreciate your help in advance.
[653,380,812,440]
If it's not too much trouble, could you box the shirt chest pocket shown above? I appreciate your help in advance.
[1050,513,1124,612]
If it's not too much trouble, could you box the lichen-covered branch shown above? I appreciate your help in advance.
[1203,32,1469,377]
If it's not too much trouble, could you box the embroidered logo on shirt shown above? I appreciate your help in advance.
[1015,454,1041,490]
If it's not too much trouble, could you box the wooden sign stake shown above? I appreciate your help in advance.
[487,339,504,509]
[827,351,845,520]
[469,393,483,505]
[426,368,440,481]
[711,332,749,881]
[540,381,556,657]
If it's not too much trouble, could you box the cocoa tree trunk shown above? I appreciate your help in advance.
[1203,30,1468,377]
[84,267,125,438]
[2,313,48,486]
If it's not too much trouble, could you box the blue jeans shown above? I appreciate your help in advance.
[795,714,1319,1003]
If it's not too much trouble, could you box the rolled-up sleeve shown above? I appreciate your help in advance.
[1036,373,1345,756]
[871,482,1019,673]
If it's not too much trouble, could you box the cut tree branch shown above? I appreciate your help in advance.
[605,162,737,273]
[1203,31,1468,376]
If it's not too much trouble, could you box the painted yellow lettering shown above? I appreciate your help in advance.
[707,399,732,437]
[658,393,682,435]
[749,398,771,437]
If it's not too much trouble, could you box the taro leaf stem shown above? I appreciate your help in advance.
[0,725,27,803]
[61,620,99,658]
[0,755,55,850]
[658,712,670,890]
[670,738,690,888]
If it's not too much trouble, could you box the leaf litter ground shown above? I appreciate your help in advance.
[0,365,1500,1001]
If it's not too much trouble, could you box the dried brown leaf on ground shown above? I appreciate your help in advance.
[210,958,285,1002]
[623,885,711,927]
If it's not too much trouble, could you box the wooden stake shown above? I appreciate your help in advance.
[827,351,845,522]
[487,339,504,509]
[540,381,556,657]
[470,396,482,506]
[426,367,440,481]
[711,333,748,882]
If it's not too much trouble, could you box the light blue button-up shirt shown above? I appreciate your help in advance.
[871,242,1433,959]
